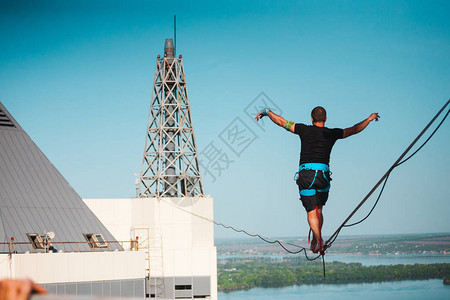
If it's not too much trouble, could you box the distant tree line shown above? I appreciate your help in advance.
[218,257,450,292]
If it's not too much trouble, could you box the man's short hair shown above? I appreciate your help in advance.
[311,106,327,123]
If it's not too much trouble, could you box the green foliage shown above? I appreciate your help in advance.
[217,233,450,256]
[217,257,450,292]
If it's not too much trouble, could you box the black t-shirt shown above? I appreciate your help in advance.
[294,123,344,165]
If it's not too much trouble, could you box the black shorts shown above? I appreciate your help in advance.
[297,169,331,212]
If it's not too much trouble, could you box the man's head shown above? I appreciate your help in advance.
[311,106,327,124]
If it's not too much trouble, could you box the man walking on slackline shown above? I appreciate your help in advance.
[256,106,379,254]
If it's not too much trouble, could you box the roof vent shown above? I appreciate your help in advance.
[0,109,15,127]
[83,233,108,249]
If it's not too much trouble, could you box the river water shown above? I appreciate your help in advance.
[219,280,449,300]
[218,254,450,299]
[218,253,450,266]
[320,253,449,266]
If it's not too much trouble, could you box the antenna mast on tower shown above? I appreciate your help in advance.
[174,15,176,55]
[138,38,204,198]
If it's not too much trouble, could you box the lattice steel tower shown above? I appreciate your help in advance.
[139,39,204,198]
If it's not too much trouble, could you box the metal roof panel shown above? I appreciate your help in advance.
[0,102,119,253]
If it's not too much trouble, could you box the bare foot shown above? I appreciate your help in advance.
[314,238,324,254]
[310,238,318,253]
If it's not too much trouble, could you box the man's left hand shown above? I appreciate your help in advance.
[255,112,263,121]
[255,108,270,122]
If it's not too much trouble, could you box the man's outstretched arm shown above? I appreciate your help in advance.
[255,109,295,133]
[343,113,380,138]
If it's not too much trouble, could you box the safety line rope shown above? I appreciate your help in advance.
[343,173,390,227]
[159,198,322,261]
[325,99,449,249]
[342,105,450,228]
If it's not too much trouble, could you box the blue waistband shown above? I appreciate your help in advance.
[299,163,330,172]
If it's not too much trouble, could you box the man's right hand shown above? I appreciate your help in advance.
[368,113,380,122]
[343,112,381,138]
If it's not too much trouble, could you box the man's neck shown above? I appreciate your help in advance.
[313,122,325,127]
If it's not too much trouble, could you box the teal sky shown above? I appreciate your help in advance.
[1,0,449,240]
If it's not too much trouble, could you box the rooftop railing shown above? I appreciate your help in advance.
[1,240,140,254]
